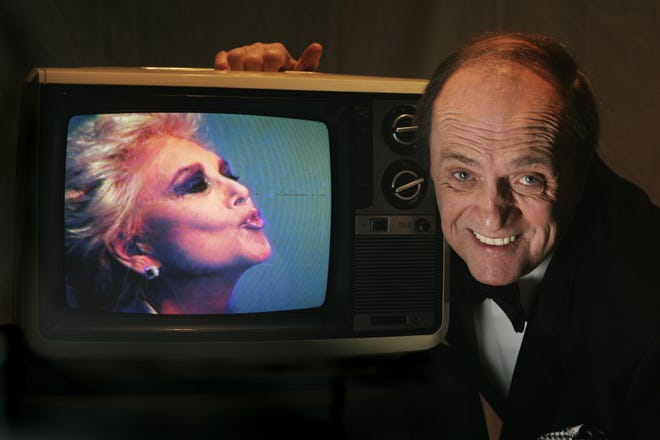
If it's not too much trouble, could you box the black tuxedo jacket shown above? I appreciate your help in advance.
[446,157,660,440]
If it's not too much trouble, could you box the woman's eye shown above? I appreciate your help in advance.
[175,171,209,195]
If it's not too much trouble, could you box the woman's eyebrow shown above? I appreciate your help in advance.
[169,163,203,188]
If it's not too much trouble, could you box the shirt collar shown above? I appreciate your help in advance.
[518,251,554,314]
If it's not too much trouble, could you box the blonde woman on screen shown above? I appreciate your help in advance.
[65,113,271,314]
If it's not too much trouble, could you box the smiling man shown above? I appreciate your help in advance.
[217,33,660,439]
[415,32,660,439]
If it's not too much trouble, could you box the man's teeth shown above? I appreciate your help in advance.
[473,231,517,246]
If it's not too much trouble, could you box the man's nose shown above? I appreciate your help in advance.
[479,178,518,230]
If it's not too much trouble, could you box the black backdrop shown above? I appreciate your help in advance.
[2,0,660,329]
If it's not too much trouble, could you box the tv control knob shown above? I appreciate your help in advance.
[382,160,428,209]
[382,105,418,154]
[391,113,417,145]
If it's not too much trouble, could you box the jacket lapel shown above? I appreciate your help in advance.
[499,213,583,439]
[500,326,568,438]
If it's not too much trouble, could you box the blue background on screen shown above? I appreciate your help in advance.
[203,114,331,313]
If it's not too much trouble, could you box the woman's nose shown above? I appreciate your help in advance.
[227,179,251,207]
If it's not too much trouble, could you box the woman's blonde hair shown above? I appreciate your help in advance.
[65,112,203,310]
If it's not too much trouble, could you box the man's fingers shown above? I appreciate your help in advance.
[213,50,231,71]
[215,42,322,72]
[226,47,248,71]
[293,42,323,71]
[263,43,295,72]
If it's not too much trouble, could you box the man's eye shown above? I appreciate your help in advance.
[514,174,547,195]
[453,170,471,181]
[175,171,209,195]
[519,175,543,186]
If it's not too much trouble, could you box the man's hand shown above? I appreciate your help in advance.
[214,42,322,72]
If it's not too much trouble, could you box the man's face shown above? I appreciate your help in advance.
[430,61,579,286]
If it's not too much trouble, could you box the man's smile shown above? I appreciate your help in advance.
[472,230,518,246]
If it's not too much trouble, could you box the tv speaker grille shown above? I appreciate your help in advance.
[354,235,439,313]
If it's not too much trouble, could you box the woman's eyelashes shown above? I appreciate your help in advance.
[174,169,209,196]
[173,161,239,196]
[220,161,239,181]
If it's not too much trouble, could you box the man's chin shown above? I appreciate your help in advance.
[466,262,523,286]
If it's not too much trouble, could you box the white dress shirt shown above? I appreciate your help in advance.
[471,254,553,401]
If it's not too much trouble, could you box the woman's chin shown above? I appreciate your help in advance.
[248,237,272,263]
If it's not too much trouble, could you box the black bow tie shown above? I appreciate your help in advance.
[464,279,526,333]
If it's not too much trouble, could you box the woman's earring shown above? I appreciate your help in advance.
[144,266,159,280]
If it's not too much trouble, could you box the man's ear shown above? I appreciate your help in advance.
[109,236,161,275]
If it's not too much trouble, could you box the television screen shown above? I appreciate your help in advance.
[64,113,331,315]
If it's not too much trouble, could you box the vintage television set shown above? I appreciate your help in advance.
[13,67,449,362]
